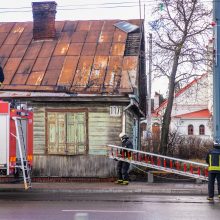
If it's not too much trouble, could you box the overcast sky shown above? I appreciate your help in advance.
[0,0,167,95]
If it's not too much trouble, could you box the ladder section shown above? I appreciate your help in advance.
[107,145,208,181]
[13,117,32,190]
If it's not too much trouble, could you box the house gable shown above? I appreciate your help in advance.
[154,73,210,116]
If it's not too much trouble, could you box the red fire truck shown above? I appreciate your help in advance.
[0,100,33,189]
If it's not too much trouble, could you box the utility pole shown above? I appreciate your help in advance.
[213,0,220,141]
[147,33,152,136]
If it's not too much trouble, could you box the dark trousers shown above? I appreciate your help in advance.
[208,172,220,198]
[117,161,130,181]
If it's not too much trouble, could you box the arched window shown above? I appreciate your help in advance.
[188,124,194,135]
[199,125,205,135]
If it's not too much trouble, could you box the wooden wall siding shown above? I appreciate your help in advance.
[31,103,139,177]
[88,111,122,155]
[32,155,117,177]
[33,104,123,156]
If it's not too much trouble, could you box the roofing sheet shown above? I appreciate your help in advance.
[17,32,33,45]
[96,43,111,56]
[0,45,14,57]
[58,56,79,86]
[0,19,142,95]
[0,33,8,46]
[0,22,15,33]
[104,56,123,93]
[87,56,108,92]
[26,71,44,85]
[62,21,77,32]
[4,32,22,45]
[86,30,101,43]
[67,43,83,56]
[72,56,93,88]
[11,45,29,58]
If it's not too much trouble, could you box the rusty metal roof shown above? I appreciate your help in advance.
[0,19,142,95]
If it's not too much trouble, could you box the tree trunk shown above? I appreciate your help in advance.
[160,50,181,155]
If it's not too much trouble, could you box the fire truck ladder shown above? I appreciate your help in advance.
[107,145,209,181]
[12,117,32,190]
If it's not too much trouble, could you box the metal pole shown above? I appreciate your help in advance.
[147,33,152,134]
[213,0,220,141]
[139,0,142,21]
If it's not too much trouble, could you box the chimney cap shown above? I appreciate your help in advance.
[32,1,57,11]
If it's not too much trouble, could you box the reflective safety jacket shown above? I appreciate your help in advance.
[206,148,220,172]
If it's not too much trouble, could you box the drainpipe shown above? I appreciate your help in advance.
[122,98,134,133]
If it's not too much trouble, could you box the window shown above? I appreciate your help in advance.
[47,110,87,155]
[188,124,194,135]
[199,125,205,135]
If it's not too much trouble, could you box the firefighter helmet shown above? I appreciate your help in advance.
[214,140,220,148]
[119,132,128,139]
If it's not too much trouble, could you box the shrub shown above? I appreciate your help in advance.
[167,132,212,160]
[142,129,212,160]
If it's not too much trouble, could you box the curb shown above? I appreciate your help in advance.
[0,188,208,195]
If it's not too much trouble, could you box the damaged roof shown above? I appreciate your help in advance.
[0,19,143,95]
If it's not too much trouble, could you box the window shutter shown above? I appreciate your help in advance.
[75,112,87,154]
[57,113,66,154]
[47,113,58,154]
[48,112,66,154]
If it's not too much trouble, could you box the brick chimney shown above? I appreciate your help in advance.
[32,1,57,40]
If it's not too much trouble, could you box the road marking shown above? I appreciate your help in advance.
[62,210,145,213]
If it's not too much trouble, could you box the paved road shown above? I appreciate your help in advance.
[0,192,220,220]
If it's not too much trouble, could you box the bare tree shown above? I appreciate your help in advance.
[150,0,212,155]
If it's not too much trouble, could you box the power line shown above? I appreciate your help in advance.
[0,1,160,10]
[0,0,213,10]
[0,0,212,13]
[0,4,149,13]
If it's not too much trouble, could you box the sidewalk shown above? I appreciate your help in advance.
[0,181,210,195]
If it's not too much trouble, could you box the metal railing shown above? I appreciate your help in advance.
[107,145,209,181]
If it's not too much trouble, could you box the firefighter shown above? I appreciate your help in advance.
[115,132,133,185]
[206,141,220,201]
[0,66,4,86]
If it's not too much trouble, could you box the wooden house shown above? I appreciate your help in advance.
[0,1,146,177]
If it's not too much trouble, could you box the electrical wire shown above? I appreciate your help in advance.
[0,0,213,10]
[0,1,158,10]
[0,0,212,13]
